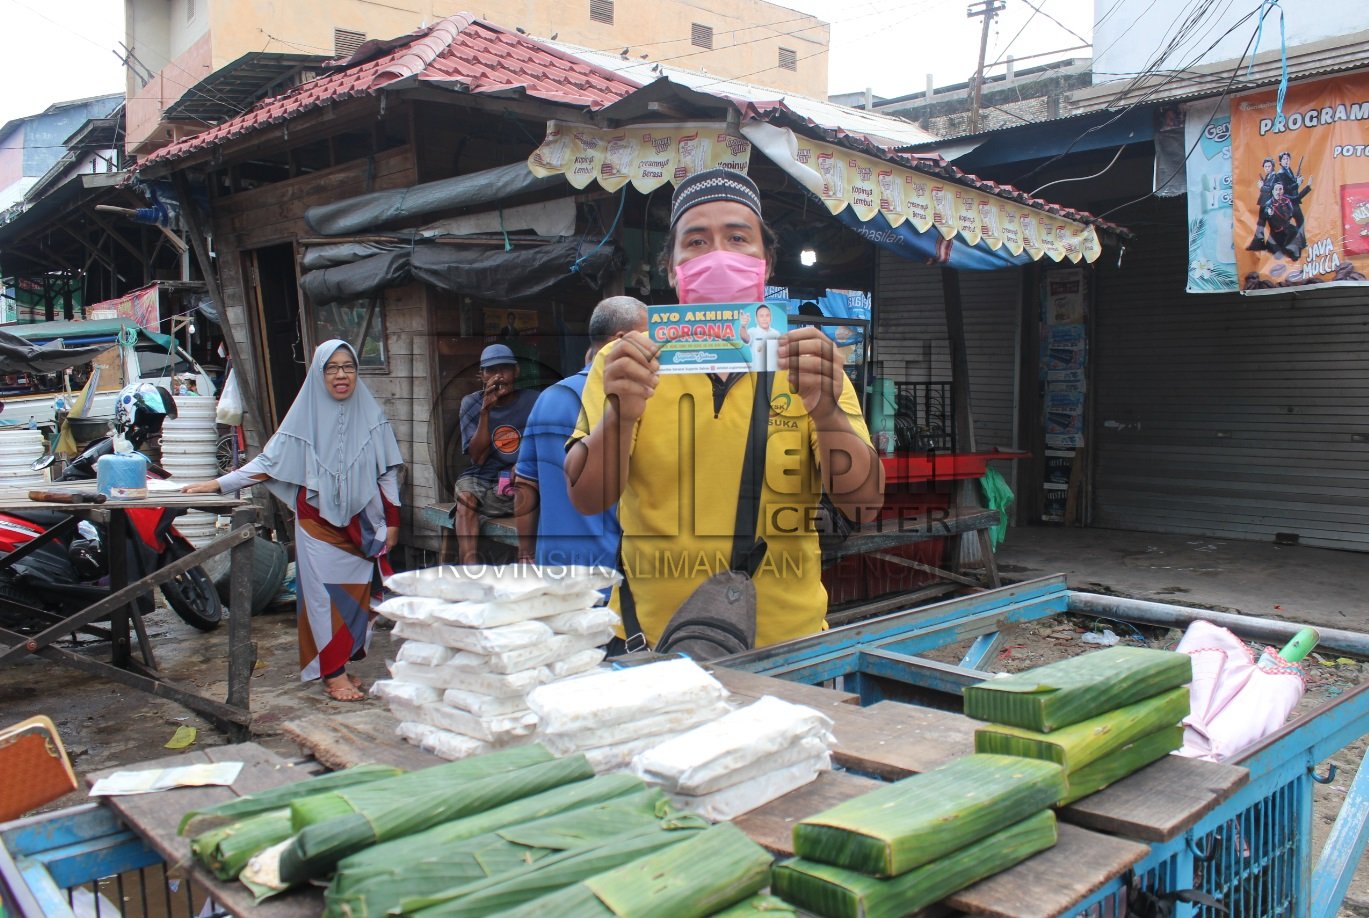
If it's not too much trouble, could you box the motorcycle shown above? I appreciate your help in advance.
[0,383,223,633]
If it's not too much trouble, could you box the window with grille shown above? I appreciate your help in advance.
[778,47,797,71]
[334,28,367,58]
[691,23,713,50]
[186,0,195,21]
[590,0,614,24]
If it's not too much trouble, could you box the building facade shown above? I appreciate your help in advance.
[123,0,830,155]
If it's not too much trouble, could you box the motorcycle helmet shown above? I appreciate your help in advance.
[68,520,107,580]
[114,383,179,433]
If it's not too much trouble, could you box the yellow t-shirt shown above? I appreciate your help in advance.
[572,346,872,648]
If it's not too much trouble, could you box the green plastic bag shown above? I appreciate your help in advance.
[978,468,1014,550]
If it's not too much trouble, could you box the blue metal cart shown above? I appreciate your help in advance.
[719,575,1369,918]
[4,575,1367,917]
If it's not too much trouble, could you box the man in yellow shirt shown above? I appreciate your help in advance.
[566,168,884,651]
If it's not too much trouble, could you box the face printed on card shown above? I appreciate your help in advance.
[649,303,788,374]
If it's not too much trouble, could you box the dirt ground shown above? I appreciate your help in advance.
[3,527,1368,913]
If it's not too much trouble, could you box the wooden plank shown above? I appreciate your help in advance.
[89,743,321,918]
[1059,754,1249,842]
[707,665,861,709]
[825,700,977,779]
[280,708,440,771]
[946,822,1149,918]
[733,770,882,856]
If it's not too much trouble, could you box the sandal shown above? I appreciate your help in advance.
[322,674,365,702]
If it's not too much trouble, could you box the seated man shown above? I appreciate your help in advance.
[453,344,538,563]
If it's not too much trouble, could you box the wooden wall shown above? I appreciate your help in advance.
[206,146,448,548]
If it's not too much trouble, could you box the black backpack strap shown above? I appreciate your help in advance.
[616,370,772,653]
[730,371,772,575]
[617,548,648,652]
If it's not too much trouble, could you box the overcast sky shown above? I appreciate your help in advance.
[0,0,1094,128]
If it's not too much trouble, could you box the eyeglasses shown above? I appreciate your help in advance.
[323,363,357,376]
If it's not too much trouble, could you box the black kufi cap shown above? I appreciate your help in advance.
[669,168,763,229]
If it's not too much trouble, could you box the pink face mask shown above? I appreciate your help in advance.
[674,251,766,304]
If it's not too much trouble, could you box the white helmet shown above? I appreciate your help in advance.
[114,382,172,430]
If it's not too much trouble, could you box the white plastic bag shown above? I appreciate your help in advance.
[384,564,620,603]
[439,664,553,699]
[632,696,835,795]
[371,678,442,707]
[391,618,554,654]
[396,720,441,747]
[549,649,606,680]
[541,702,732,756]
[421,728,491,761]
[395,641,454,667]
[541,606,620,636]
[430,591,608,629]
[666,754,830,821]
[528,658,727,735]
[443,634,604,676]
[583,735,676,775]
[215,369,244,426]
[419,704,539,745]
[441,686,534,718]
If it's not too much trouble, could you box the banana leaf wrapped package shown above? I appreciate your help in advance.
[792,754,1064,877]
[492,822,772,918]
[962,646,1191,732]
[177,763,404,835]
[190,810,294,880]
[393,797,709,917]
[774,810,1058,918]
[277,753,595,885]
[288,743,550,829]
[327,774,647,912]
[1060,724,1184,805]
[974,686,1189,779]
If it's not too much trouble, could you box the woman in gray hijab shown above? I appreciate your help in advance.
[184,340,404,701]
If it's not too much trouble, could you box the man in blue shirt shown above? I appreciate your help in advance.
[454,343,539,563]
[513,297,647,569]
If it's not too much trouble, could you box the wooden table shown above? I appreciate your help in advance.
[88,744,326,918]
[265,666,1249,917]
[0,486,258,738]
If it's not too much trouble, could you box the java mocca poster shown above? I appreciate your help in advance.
[1231,72,1369,292]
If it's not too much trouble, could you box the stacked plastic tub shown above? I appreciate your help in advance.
[160,395,219,547]
[0,429,48,490]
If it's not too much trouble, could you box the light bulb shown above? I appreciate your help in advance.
[800,249,817,267]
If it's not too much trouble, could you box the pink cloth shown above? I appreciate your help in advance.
[1174,619,1305,762]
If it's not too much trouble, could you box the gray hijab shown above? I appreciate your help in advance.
[255,340,403,527]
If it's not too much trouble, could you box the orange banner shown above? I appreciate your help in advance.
[1231,72,1369,292]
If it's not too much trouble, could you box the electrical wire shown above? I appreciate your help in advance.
[1015,0,1091,48]
[1093,13,1261,220]
[1011,4,1259,186]
[688,2,934,92]
[1,0,255,126]
[1029,142,1128,196]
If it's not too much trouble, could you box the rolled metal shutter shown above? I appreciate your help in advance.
[1093,196,1369,551]
[873,251,1023,465]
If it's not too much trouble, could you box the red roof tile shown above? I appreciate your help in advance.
[139,14,639,169]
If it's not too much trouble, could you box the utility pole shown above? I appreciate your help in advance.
[966,0,1006,134]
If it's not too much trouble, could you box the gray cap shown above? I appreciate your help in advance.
[480,343,517,368]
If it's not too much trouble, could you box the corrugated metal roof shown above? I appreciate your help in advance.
[139,15,640,169]
[547,40,937,148]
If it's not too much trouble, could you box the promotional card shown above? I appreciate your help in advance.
[649,302,788,374]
